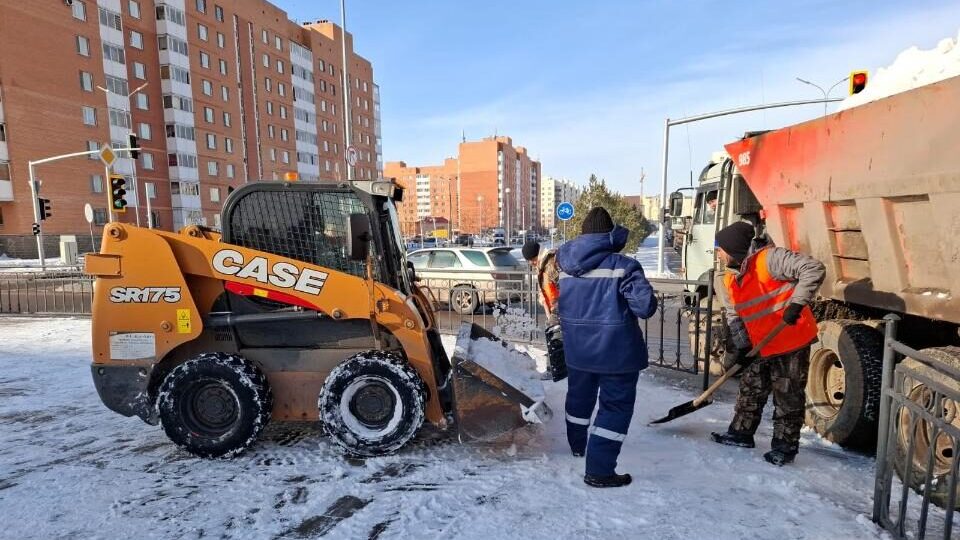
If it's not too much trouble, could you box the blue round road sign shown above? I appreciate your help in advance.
[556,202,575,221]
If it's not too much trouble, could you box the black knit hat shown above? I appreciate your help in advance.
[715,222,755,264]
[521,240,541,262]
[581,207,614,234]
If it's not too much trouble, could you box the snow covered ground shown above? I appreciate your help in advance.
[632,235,683,279]
[0,317,887,539]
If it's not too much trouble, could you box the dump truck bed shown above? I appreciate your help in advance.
[724,75,960,325]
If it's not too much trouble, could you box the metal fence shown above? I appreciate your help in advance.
[0,270,94,315]
[421,267,717,390]
[874,314,960,539]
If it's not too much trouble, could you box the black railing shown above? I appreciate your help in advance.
[874,314,959,539]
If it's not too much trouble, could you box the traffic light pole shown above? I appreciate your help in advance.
[27,146,138,271]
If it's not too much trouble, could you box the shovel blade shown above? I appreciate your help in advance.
[450,322,552,442]
[648,399,714,425]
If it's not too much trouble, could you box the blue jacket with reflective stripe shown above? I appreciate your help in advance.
[556,226,657,374]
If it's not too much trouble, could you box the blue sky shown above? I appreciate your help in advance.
[284,1,960,195]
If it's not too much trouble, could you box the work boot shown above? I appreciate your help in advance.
[763,449,796,466]
[572,450,584,458]
[710,431,755,448]
[584,473,632,488]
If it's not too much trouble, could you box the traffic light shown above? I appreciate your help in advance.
[31,223,40,236]
[849,70,868,95]
[108,174,128,213]
[128,133,140,159]
[38,197,52,220]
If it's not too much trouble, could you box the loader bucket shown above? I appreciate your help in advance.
[450,322,552,442]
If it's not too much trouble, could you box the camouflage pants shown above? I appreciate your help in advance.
[729,346,811,453]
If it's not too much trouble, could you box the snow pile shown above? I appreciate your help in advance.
[839,28,960,110]
[492,305,540,341]
[456,336,546,401]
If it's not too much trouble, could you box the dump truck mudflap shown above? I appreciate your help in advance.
[450,323,552,442]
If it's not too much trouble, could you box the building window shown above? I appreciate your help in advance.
[93,209,109,226]
[198,23,208,41]
[264,77,271,92]
[280,128,288,141]
[203,107,214,123]
[136,93,149,110]
[262,29,268,43]
[146,183,157,199]
[270,148,276,161]
[90,174,103,193]
[225,138,233,153]
[221,86,229,102]
[158,34,189,55]
[195,0,206,13]
[276,59,284,73]
[282,151,289,164]
[155,4,186,26]
[128,1,141,19]
[80,71,94,92]
[77,35,90,57]
[72,1,87,20]
[363,81,368,92]
[323,140,329,152]
[109,108,131,129]
[207,161,219,176]
[138,123,151,140]
[214,5,224,22]
[87,140,99,159]
[329,64,335,76]
[278,83,285,97]
[141,153,154,170]
[199,51,210,69]
[105,75,129,96]
[210,187,220,202]
[216,32,225,49]
[266,101,273,115]
[133,62,146,80]
[262,53,269,68]
[82,106,97,126]
[98,7,123,31]
[219,59,227,75]
[130,31,144,49]
[102,43,126,64]
[226,164,235,178]
[318,59,325,72]
[222,111,231,127]
[267,125,275,139]
[206,133,216,149]
[202,79,213,95]
[279,105,287,119]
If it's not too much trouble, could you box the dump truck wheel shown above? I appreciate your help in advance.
[893,347,960,510]
[804,320,883,449]
[319,351,426,457]
[157,353,273,458]
[450,285,479,315]
[688,296,726,376]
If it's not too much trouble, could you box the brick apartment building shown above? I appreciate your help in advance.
[0,0,381,257]
[385,136,542,237]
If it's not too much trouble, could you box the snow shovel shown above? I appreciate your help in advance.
[649,321,788,425]
[449,322,553,442]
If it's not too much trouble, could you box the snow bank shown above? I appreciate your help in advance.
[839,28,960,110]
[455,337,546,401]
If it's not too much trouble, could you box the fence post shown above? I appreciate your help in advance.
[873,313,900,523]
[702,268,715,391]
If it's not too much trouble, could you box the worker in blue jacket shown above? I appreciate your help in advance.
[556,207,657,488]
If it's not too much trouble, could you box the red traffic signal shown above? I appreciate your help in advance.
[849,70,868,95]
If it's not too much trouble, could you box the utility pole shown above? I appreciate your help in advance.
[98,82,148,226]
[339,0,353,181]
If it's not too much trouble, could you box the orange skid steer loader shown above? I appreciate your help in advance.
[85,181,550,458]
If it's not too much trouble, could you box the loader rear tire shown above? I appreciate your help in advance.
[319,351,426,457]
[804,320,883,449]
[157,353,272,459]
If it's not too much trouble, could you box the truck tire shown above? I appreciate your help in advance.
[688,296,726,376]
[805,320,883,449]
[450,285,479,315]
[319,351,426,457]
[157,353,273,458]
[894,347,960,510]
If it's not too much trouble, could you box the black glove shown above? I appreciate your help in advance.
[544,325,567,382]
[722,347,752,371]
[782,303,804,325]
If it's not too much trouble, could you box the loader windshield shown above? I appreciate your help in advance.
[385,201,413,295]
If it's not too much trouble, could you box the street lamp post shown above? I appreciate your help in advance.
[477,195,484,238]
[796,76,849,116]
[504,187,511,244]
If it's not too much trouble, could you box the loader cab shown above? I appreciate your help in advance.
[217,182,412,349]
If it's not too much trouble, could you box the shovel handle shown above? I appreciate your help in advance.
[691,320,789,407]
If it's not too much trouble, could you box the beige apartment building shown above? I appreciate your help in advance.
[539,176,581,230]
[0,0,381,257]
[385,136,542,237]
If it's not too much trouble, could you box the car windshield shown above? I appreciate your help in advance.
[488,249,519,268]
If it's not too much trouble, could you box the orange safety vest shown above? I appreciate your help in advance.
[723,247,818,357]
[538,252,560,314]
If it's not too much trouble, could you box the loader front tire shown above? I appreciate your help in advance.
[319,351,426,457]
[157,353,272,458]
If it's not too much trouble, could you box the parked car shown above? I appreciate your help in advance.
[406,247,524,314]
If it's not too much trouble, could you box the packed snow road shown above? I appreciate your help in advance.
[0,317,884,539]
